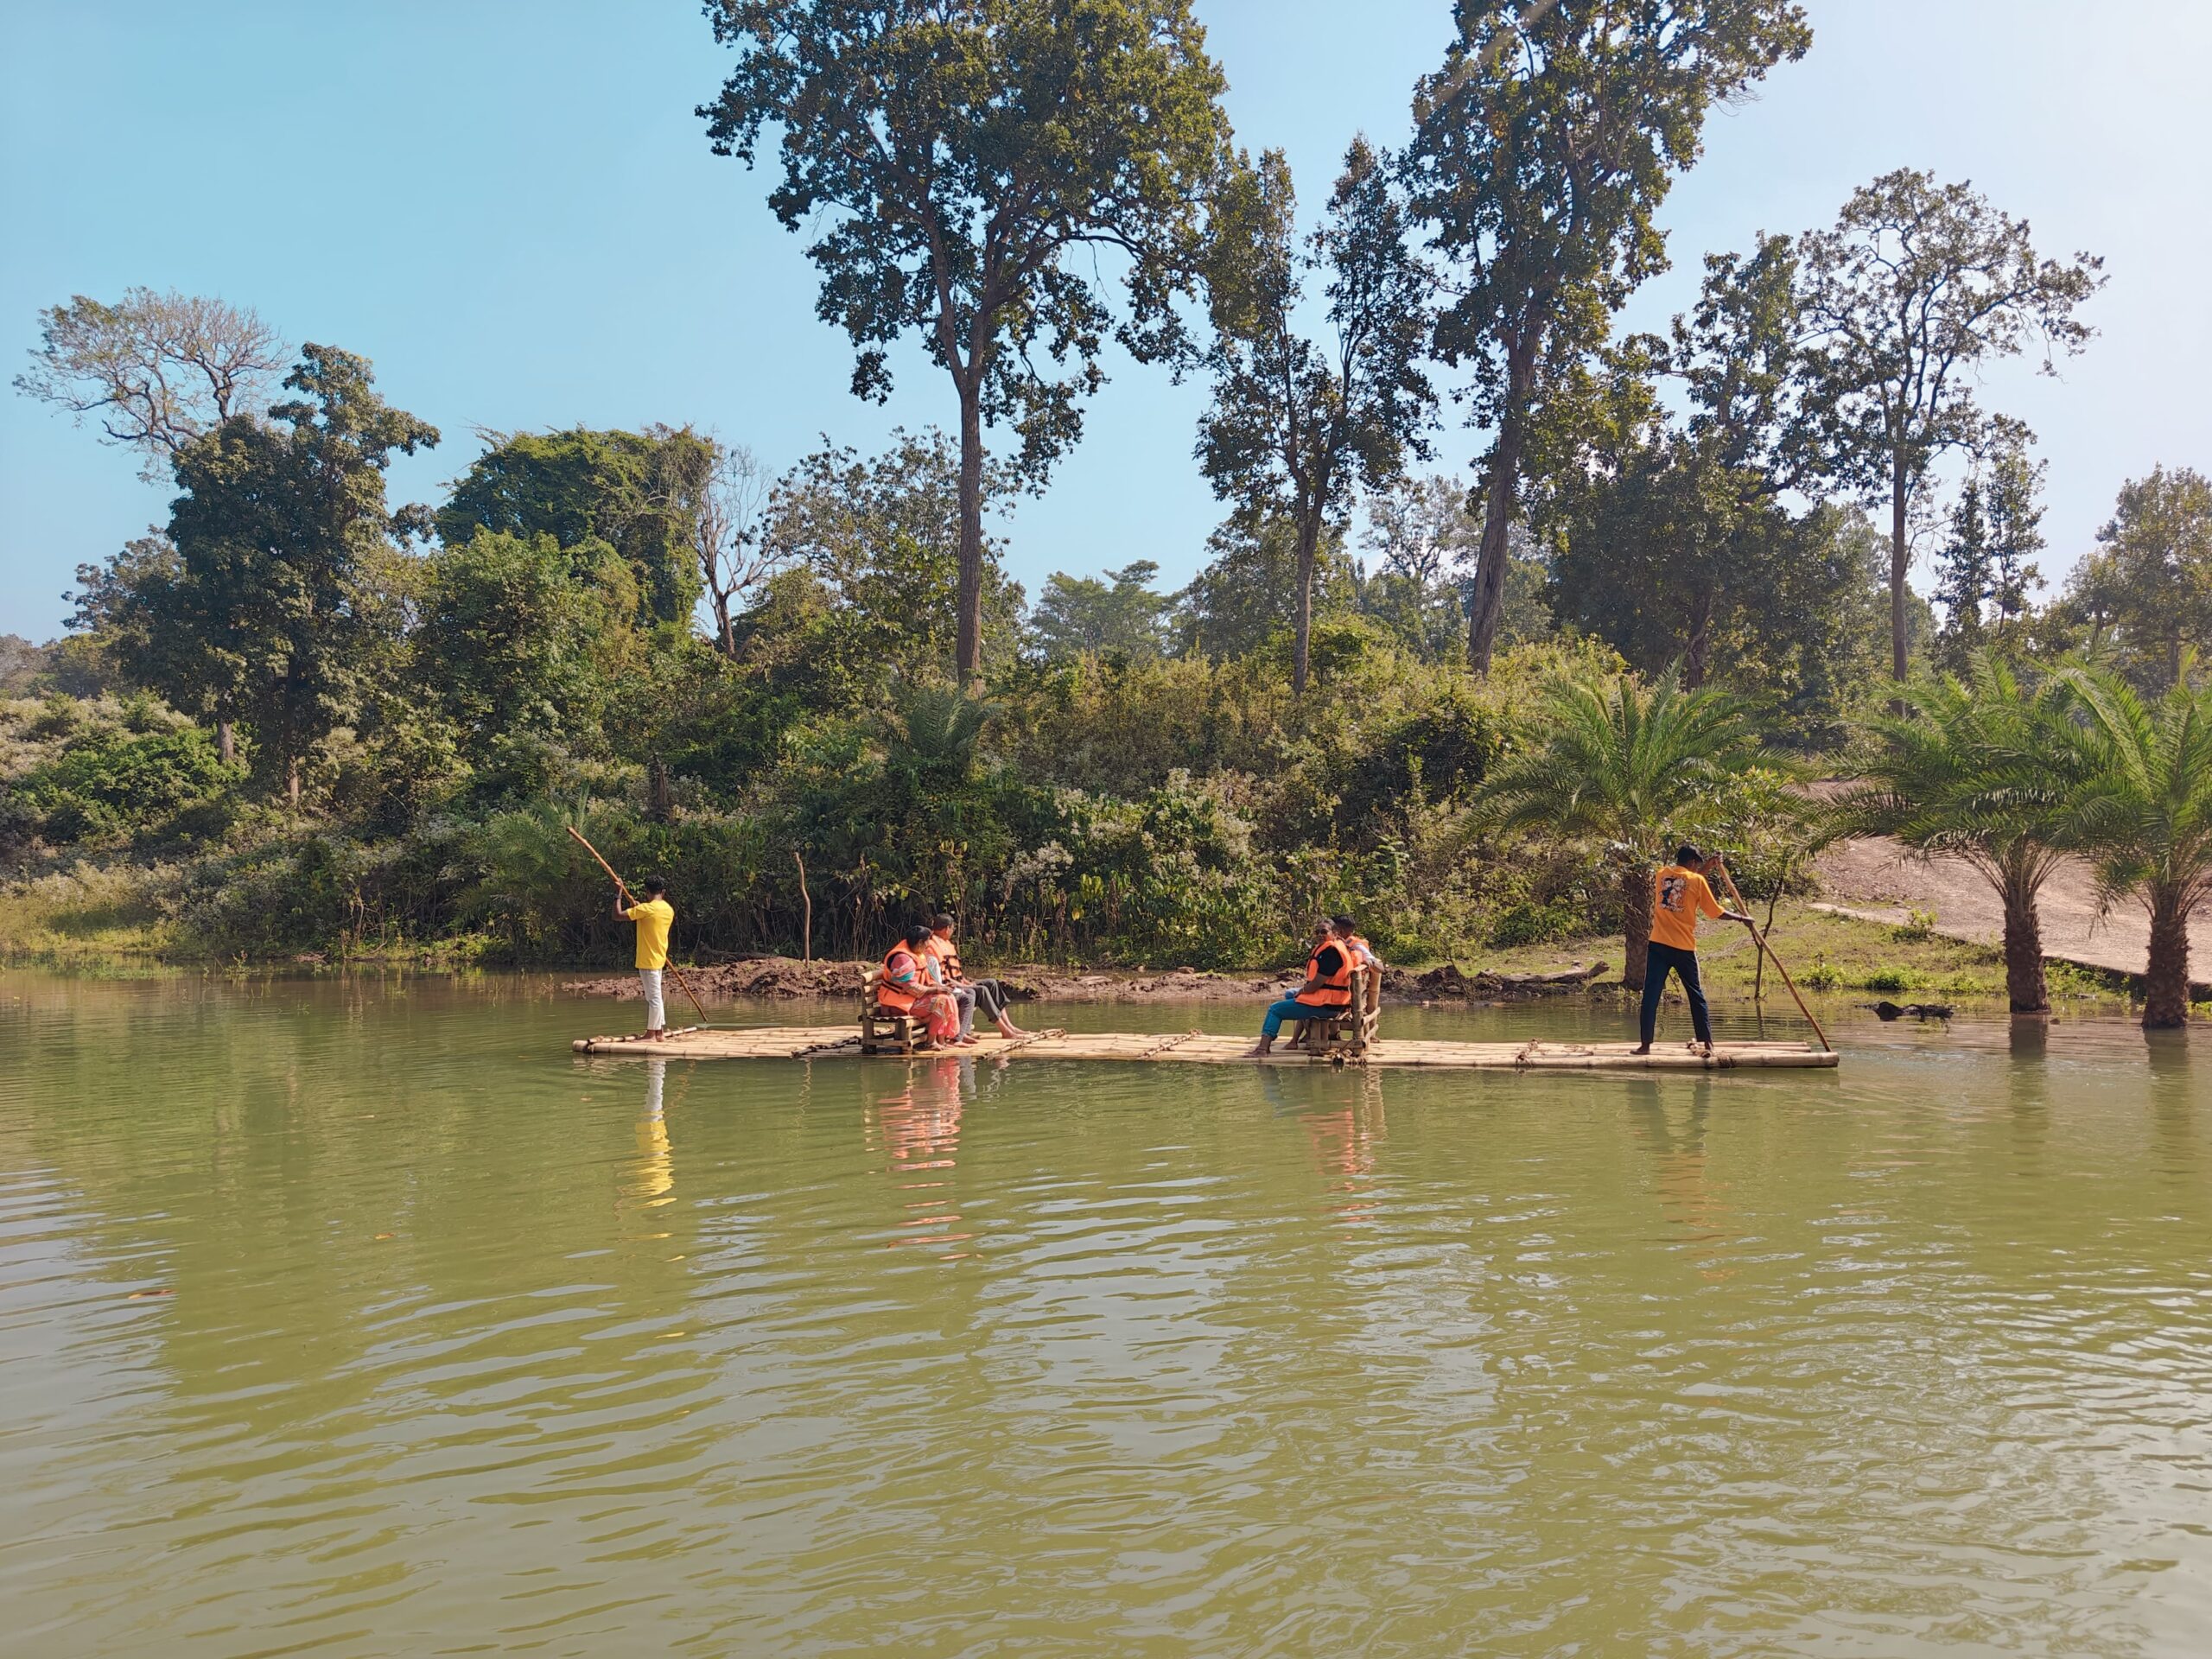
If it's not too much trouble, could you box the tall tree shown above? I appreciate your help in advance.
[1930,473,1992,676]
[71,346,438,807]
[1796,169,2101,683]
[1196,137,1434,694]
[1932,423,2048,675]
[751,429,1027,696]
[16,289,287,481]
[699,0,1234,685]
[1405,0,1810,673]
[1358,473,1479,661]
[437,426,711,627]
[690,442,781,656]
[1031,561,1173,660]
[2063,466,2212,691]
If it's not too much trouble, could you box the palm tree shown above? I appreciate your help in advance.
[1474,663,1770,990]
[2049,664,2212,1028]
[1841,655,2080,1013]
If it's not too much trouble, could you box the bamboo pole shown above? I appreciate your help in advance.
[565,825,709,1026]
[793,849,812,963]
[1711,858,1831,1052]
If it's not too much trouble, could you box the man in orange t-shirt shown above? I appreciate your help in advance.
[1635,843,1752,1055]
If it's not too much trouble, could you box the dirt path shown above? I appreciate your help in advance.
[1814,837,2209,988]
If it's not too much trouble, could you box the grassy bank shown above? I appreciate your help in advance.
[1453,901,2137,1007]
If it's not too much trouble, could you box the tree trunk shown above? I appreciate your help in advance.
[1466,331,1541,676]
[2142,892,2192,1029]
[1683,584,1716,689]
[1621,863,1653,992]
[955,378,986,690]
[217,720,236,767]
[1890,459,1910,684]
[1999,884,2048,1014]
[286,754,301,813]
[1291,512,1319,696]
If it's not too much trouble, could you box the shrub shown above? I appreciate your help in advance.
[16,725,236,849]
[1891,907,1937,943]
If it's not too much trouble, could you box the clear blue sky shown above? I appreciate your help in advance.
[3,0,2206,642]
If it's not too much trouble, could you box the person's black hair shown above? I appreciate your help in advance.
[1331,914,1357,933]
[1674,844,1702,866]
[642,875,668,895]
[904,924,934,950]
[931,912,956,931]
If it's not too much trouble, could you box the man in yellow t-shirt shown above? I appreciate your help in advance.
[614,876,676,1039]
[1635,843,1752,1056]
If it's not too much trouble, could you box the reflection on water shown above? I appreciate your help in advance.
[868,1053,975,1257]
[1,969,2208,1658]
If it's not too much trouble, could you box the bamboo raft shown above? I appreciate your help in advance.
[571,1026,1837,1071]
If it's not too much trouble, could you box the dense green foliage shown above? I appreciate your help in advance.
[6,10,2204,1024]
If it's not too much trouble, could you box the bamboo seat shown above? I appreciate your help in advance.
[858,966,933,1056]
[1289,963,1382,1060]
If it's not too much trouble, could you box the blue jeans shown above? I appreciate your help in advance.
[1639,941,1712,1046]
[1262,997,1317,1039]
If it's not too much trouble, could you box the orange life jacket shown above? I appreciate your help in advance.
[923,932,963,983]
[1294,940,1354,1009]
[877,945,925,1014]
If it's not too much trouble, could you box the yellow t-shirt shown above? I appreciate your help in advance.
[624,898,674,970]
[1650,866,1724,952]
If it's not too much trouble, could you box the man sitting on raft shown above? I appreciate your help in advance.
[1244,920,1354,1058]
[921,913,1027,1044]
[1633,843,1754,1057]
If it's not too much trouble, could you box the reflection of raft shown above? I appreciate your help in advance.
[572,1027,1838,1071]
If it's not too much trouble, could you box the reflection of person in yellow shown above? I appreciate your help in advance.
[635,1058,673,1204]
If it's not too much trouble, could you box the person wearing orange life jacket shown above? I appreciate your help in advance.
[877,925,954,1026]
[921,912,1027,1043]
[1244,920,1354,1058]
[1332,915,1378,973]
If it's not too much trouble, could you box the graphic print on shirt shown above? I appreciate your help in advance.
[1659,874,1689,915]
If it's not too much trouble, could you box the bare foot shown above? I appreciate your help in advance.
[1242,1045,1272,1059]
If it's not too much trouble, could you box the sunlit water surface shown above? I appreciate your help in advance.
[2,970,2208,1656]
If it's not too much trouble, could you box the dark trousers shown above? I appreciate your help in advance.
[968,978,1010,1020]
[1640,941,1713,1047]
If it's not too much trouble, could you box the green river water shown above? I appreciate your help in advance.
[2,969,2207,1656]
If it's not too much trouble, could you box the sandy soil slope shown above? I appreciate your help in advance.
[1815,837,2209,988]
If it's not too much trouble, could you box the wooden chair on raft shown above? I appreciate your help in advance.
[1288,962,1382,1059]
[858,967,934,1056]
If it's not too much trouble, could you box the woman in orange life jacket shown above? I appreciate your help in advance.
[921,912,1027,1043]
[1332,915,1378,974]
[1243,920,1354,1058]
[1283,913,1380,1049]
[877,925,954,1025]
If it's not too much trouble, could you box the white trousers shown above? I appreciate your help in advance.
[639,968,665,1030]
